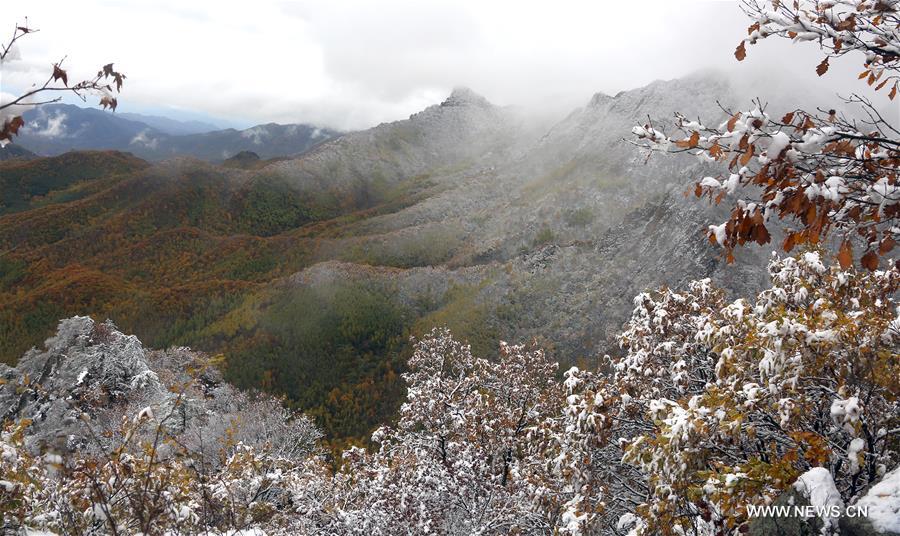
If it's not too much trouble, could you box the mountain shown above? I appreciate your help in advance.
[18,104,156,155]
[129,122,341,161]
[0,150,149,215]
[0,143,37,161]
[15,103,341,161]
[118,111,221,135]
[0,75,774,442]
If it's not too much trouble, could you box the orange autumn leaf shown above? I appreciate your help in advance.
[838,240,853,269]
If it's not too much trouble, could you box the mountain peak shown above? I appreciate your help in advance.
[441,87,492,108]
[587,91,612,107]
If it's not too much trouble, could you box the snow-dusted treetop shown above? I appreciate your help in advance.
[633,0,899,270]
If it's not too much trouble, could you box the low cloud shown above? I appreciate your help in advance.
[29,110,68,138]
[5,1,893,131]
[240,126,271,145]
[130,129,159,149]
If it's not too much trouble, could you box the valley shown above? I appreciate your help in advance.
[0,74,773,444]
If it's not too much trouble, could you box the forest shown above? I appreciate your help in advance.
[1,0,898,534]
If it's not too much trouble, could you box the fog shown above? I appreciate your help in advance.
[3,0,895,130]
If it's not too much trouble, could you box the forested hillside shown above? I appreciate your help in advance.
[0,79,774,444]
[1,0,898,532]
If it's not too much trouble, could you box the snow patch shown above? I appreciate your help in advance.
[793,467,844,535]
[856,465,900,533]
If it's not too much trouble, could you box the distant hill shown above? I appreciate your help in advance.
[221,150,289,170]
[15,104,341,161]
[131,122,341,161]
[118,111,221,135]
[0,150,149,215]
[0,143,37,161]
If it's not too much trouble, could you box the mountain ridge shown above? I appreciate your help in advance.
[15,103,341,161]
[0,73,774,441]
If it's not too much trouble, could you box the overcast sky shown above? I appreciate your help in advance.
[2,0,893,130]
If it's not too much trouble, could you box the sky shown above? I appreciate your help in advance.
[1,0,894,131]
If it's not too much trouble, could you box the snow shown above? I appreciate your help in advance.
[560,496,588,535]
[616,512,646,536]
[793,467,844,535]
[802,251,825,274]
[23,530,268,536]
[723,173,740,194]
[135,405,155,422]
[856,465,900,533]
[709,222,727,246]
[848,438,866,474]
[830,396,861,435]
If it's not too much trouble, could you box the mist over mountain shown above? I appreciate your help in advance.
[117,111,222,135]
[0,73,775,437]
[2,55,899,534]
[15,103,341,161]
[3,0,899,530]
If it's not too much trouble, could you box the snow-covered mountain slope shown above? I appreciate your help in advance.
[251,73,770,359]
[1,72,777,440]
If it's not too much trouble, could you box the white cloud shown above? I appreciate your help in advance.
[241,125,271,145]
[29,109,68,138]
[130,129,159,149]
[2,1,892,131]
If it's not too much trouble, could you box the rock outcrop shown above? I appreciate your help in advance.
[0,317,320,459]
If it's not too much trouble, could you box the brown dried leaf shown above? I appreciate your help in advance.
[783,232,797,252]
[99,96,118,112]
[0,116,25,141]
[861,250,879,271]
[805,204,816,225]
[688,131,700,148]
[52,64,68,86]
[752,223,771,245]
[837,240,853,269]
[739,144,754,166]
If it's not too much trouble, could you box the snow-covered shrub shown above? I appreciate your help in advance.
[0,317,322,535]
[2,253,896,535]
[589,252,899,535]
[308,330,607,535]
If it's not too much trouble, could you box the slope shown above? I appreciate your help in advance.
[0,75,774,443]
